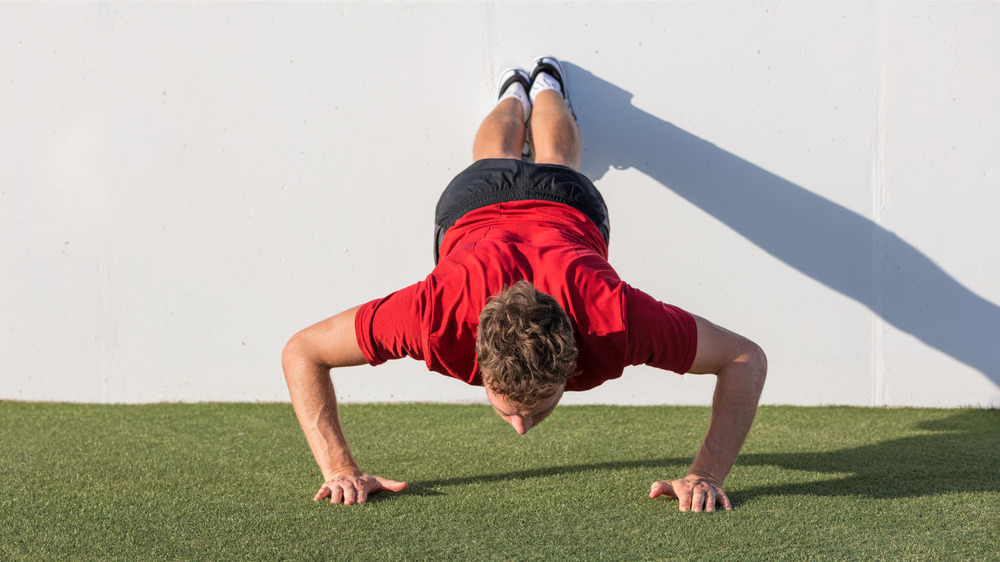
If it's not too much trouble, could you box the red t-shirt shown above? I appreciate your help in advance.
[354,200,697,391]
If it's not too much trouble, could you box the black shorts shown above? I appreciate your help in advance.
[433,158,610,263]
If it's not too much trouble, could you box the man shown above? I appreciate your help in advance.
[282,56,767,513]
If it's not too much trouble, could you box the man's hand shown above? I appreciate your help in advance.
[649,475,732,512]
[313,467,408,505]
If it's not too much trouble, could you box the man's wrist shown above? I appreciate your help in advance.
[685,470,723,486]
[323,463,361,481]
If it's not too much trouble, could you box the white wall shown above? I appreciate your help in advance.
[2,2,997,407]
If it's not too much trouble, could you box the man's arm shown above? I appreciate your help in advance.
[281,306,407,504]
[649,314,767,512]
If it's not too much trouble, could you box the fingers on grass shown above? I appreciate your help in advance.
[649,481,674,499]
[717,491,733,511]
[704,490,733,512]
[343,486,357,505]
[691,490,705,512]
[678,493,692,512]
[314,485,332,502]
[377,478,408,493]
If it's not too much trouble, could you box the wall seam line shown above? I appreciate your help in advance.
[871,2,889,407]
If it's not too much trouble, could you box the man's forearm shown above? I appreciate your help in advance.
[281,307,368,479]
[688,354,766,483]
[285,358,359,478]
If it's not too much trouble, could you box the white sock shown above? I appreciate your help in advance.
[529,71,563,103]
[498,81,531,121]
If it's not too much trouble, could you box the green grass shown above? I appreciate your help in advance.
[1,402,997,560]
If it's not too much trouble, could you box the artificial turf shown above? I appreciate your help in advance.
[1,402,997,560]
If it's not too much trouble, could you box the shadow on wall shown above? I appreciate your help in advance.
[563,62,1000,386]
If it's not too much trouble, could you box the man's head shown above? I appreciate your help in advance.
[476,280,578,434]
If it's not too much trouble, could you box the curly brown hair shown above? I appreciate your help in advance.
[476,280,578,406]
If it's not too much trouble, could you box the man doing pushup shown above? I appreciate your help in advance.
[281,56,767,513]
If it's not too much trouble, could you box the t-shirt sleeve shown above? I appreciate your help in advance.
[623,285,698,374]
[354,284,425,366]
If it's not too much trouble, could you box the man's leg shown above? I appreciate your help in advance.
[472,97,527,161]
[526,57,581,171]
[530,89,582,170]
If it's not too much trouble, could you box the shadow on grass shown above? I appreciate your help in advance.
[402,457,689,499]
[399,411,998,504]
[731,410,1000,504]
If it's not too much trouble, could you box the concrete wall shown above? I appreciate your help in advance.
[2,2,998,407]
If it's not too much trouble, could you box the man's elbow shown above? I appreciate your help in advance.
[281,330,314,382]
[714,336,767,394]
[740,340,767,392]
